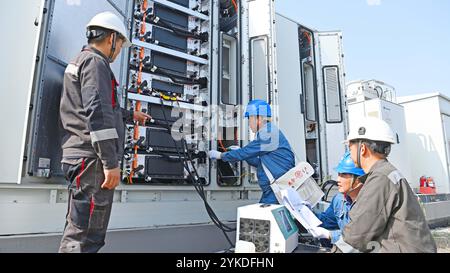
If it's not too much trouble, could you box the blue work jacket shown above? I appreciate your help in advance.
[316,193,353,244]
[221,123,295,204]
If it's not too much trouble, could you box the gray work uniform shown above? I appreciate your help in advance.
[59,46,132,253]
[335,159,437,253]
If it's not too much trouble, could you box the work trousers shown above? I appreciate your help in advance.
[59,158,115,253]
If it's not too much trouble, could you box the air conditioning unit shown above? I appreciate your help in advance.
[346,80,396,104]
[236,204,298,253]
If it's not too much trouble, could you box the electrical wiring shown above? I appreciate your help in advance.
[231,0,237,12]
[146,15,208,42]
[321,180,338,202]
[218,139,227,152]
[156,96,236,248]
[130,59,202,86]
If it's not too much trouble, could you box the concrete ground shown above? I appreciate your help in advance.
[0,224,236,253]
[1,224,449,253]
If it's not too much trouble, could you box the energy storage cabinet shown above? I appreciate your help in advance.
[123,0,212,186]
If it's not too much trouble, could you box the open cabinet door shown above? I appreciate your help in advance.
[245,0,278,117]
[275,15,306,164]
[241,0,279,184]
[315,31,347,180]
[0,0,46,184]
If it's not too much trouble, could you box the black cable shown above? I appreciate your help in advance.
[152,67,199,85]
[321,180,337,202]
[180,143,236,250]
[149,15,207,42]
[182,138,235,231]
[157,98,235,247]
[130,60,201,86]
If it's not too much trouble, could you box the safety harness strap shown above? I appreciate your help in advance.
[261,162,275,184]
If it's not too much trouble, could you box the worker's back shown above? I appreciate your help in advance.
[342,159,437,253]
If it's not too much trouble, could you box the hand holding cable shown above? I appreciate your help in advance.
[133,111,152,125]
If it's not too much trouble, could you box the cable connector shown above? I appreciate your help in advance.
[199,32,209,43]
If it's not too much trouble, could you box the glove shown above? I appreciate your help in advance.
[208,150,222,160]
[301,201,312,209]
[309,226,331,240]
[227,145,240,151]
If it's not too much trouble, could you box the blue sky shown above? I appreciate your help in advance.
[276,0,450,97]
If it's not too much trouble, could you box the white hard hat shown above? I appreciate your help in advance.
[86,11,132,48]
[345,117,396,144]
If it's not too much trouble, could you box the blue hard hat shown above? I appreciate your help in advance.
[244,99,272,118]
[334,151,365,177]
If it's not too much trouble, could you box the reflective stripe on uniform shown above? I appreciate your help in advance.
[65,63,79,78]
[335,237,360,253]
[388,170,404,185]
[90,128,119,143]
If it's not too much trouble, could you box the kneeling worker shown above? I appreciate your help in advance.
[208,100,295,204]
[309,152,365,245]
[336,117,436,253]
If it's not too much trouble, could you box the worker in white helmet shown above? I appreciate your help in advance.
[59,12,151,253]
[334,117,436,253]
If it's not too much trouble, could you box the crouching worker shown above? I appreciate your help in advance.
[308,152,365,245]
[208,100,295,204]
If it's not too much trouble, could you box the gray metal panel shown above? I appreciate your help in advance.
[153,26,188,52]
[154,3,189,28]
[0,0,45,183]
[109,0,129,15]
[167,0,190,8]
[152,52,187,75]
[27,0,133,180]
[47,0,129,81]
[30,58,66,177]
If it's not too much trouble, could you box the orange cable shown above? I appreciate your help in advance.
[231,0,238,12]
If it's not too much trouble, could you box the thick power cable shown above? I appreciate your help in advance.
[157,98,235,248]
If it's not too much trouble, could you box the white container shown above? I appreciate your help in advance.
[398,93,450,194]
[348,98,413,187]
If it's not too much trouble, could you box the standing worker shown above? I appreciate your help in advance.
[59,12,151,253]
[208,100,295,204]
[335,117,436,253]
[308,152,365,245]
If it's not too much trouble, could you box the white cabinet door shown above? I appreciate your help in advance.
[443,114,450,185]
[275,14,306,163]
[246,0,278,112]
[315,31,347,179]
[0,0,45,183]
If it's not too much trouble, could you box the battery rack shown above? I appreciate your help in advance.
[123,0,211,185]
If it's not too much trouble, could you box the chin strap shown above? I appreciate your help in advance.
[108,32,117,63]
[348,175,362,194]
[356,140,362,168]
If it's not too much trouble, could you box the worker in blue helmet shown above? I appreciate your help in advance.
[308,152,365,244]
[208,100,295,204]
